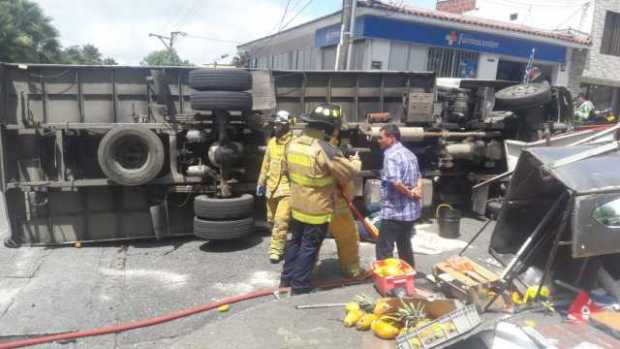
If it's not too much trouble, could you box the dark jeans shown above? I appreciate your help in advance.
[280,219,327,292]
[375,219,415,268]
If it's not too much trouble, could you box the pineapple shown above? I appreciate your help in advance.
[395,301,428,330]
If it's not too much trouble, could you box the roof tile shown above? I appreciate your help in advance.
[359,0,592,46]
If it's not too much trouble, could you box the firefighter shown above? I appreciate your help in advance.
[328,128,364,278]
[256,110,293,263]
[279,104,359,294]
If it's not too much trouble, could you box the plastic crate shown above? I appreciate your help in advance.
[371,259,416,296]
[396,305,481,349]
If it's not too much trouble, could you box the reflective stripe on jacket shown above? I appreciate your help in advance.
[284,129,359,225]
[257,132,292,198]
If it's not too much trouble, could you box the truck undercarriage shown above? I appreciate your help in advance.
[0,63,576,246]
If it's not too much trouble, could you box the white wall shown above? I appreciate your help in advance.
[369,39,391,70]
[477,53,499,79]
[408,45,428,71]
[388,42,409,71]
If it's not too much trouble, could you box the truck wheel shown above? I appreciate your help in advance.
[97,127,165,186]
[189,69,252,91]
[495,83,551,108]
[190,91,252,111]
[193,216,254,240]
[194,194,254,220]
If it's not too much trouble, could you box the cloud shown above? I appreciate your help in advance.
[34,0,314,65]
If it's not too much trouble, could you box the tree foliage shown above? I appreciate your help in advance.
[0,0,118,64]
[141,49,192,66]
[0,0,62,63]
[61,44,117,65]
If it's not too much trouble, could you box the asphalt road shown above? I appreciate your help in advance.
[0,208,495,348]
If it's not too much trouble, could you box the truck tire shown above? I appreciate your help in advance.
[193,216,254,240]
[190,91,252,111]
[189,69,252,91]
[495,83,551,108]
[194,194,254,220]
[97,127,165,186]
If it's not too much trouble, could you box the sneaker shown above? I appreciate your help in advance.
[269,253,283,264]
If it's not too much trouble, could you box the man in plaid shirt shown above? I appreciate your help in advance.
[376,124,422,268]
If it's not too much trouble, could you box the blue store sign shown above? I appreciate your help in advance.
[315,15,567,63]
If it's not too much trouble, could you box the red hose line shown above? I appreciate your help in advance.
[0,287,278,349]
[0,277,370,349]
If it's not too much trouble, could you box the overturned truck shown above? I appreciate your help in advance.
[0,64,572,246]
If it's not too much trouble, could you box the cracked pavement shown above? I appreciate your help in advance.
[0,204,495,348]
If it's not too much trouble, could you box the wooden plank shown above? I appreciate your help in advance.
[435,262,478,287]
[464,271,491,284]
[592,311,620,339]
[448,256,499,282]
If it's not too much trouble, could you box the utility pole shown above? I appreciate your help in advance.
[148,31,187,51]
[335,0,354,71]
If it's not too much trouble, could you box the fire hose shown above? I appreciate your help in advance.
[0,277,370,349]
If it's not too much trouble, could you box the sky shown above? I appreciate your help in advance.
[34,0,592,66]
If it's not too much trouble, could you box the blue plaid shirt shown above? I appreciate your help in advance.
[381,142,421,221]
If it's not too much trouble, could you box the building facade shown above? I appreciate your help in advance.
[569,0,620,113]
[239,1,589,87]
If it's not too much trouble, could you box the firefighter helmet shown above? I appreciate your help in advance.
[301,103,343,128]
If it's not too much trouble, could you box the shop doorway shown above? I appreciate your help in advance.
[496,60,526,81]
[496,60,553,82]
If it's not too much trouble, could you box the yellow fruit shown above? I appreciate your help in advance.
[217,304,230,312]
[345,302,360,313]
[344,309,364,327]
[385,258,401,267]
[356,313,378,331]
[384,265,404,276]
[371,317,402,340]
[373,298,394,316]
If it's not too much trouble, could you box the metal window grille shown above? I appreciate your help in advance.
[427,47,479,78]
[601,11,620,56]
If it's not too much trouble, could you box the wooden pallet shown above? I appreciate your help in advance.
[433,256,500,295]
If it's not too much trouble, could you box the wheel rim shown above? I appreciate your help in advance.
[113,137,149,170]
[508,84,540,97]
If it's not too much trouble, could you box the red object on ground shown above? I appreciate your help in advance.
[0,277,371,349]
[567,291,602,322]
[371,259,416,296]
[574,124,615,133]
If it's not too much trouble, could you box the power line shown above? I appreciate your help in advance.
[262,0,294,67]
[148,31,187,50]
[483,0,591,9]
[280,0,314,31]
[184,34,241,44]
[554,2,591,29]
[243,0,314,61]
[277,0,294,32]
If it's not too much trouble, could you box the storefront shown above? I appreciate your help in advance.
[314,15,572,82]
